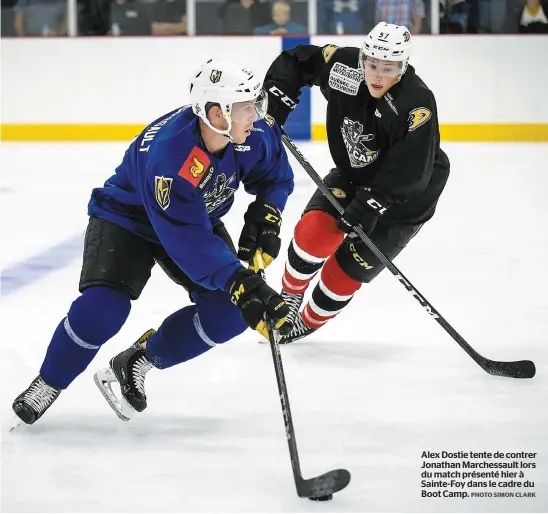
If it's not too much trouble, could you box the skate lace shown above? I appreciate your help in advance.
[281,291,304,325]
[23,378,60,414]
[131,356,153,396]
[279,314,312,345]
[290,315,310,337]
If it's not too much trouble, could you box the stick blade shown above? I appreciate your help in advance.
[483,359,536,379]
[298,469,351,499]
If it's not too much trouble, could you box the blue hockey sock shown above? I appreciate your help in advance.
[145,305,212,369]
[146,289,248,369]
[40,287,131,389]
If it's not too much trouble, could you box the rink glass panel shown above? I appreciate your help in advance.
[197,0,309,35]
[0,1,537,38]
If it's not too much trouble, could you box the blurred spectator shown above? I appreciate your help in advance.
[440,0,469,32]
[2,0,18,35]
[376,0,425,33]
[475,0,506,32]
[77,0,111,35]
[14,0,66,35]
[147,0,186,35]
[518,0,548,31]
[253,0,306,34]
[109,0,150,34]
[321,0,370,34]
[221,0,271,34]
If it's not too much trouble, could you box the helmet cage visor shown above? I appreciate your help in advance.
[359,50,404,79]
[229,89,268,124]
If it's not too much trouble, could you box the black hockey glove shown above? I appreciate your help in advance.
[238,199,282,268]
[226,267,291,338]
[265,83,298,127]
[337,187,390,235]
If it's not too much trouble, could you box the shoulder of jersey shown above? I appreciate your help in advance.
[323,45,360,68]
[402,73,436,122]
[149,106,197,152]
[148,111,204,180]
[377,72,435,126]
[248,115,280,146]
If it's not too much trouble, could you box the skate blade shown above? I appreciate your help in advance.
[8,415,24,432]
[94,368,135,422]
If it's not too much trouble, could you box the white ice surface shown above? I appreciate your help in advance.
[1,141,548,512]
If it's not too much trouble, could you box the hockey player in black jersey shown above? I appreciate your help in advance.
[263,22,450,343]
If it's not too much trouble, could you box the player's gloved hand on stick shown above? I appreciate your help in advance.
[265,83,298,126]
[226,268,290,339]
[337,187,390,235]
[238,199,282,268]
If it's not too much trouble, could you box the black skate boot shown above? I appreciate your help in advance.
[94,329,156,421]
[279,313,316,344]
[12,376,61,425]
[110,329,156,412]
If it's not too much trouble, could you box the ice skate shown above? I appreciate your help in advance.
[94,329,156,421]
[279,313,316,344]
[281,290,305,328]
[258,290,304,344]
[12,376,62,425]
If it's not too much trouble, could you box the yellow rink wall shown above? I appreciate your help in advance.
[2,36,548,143]
[2,123,548,142]
[312,124,548,143]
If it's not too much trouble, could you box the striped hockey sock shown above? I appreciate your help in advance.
[282,211,345,294]
[301,254,362,330]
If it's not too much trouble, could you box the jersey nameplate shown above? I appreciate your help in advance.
[178,146,212,189]
[328,62,362,96]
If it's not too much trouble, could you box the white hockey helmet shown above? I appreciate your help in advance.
[360,22,412,78]
[189,59,268,138]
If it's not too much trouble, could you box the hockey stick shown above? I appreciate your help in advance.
[280,130,536,380]
[251,250,351,500]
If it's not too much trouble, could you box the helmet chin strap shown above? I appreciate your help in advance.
[202,115,233,141]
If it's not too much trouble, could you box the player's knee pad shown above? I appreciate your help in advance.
[192,289,248,344]
[294,210,344,258]
[335,238,383,284]
[67,286,131,346]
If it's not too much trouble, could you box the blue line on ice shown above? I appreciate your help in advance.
[2,235,83,296]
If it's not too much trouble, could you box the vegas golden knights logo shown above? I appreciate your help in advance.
[210,70,222,83]
[403,31,411,42]
[155,176,173,210]
[264,113,275,127]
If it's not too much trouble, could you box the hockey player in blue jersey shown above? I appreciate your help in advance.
[12,59,295,425]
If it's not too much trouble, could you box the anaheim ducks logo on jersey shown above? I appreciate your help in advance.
[322,44,338,63]
[203,172,237,213]
[330,187,347,199]
[408,108,432,131]
[340,118,380,168]
[155,176,173,210]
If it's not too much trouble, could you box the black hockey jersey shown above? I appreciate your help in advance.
[264,44,450,223]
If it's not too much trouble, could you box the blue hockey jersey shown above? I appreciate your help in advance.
[88,106,294,291]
